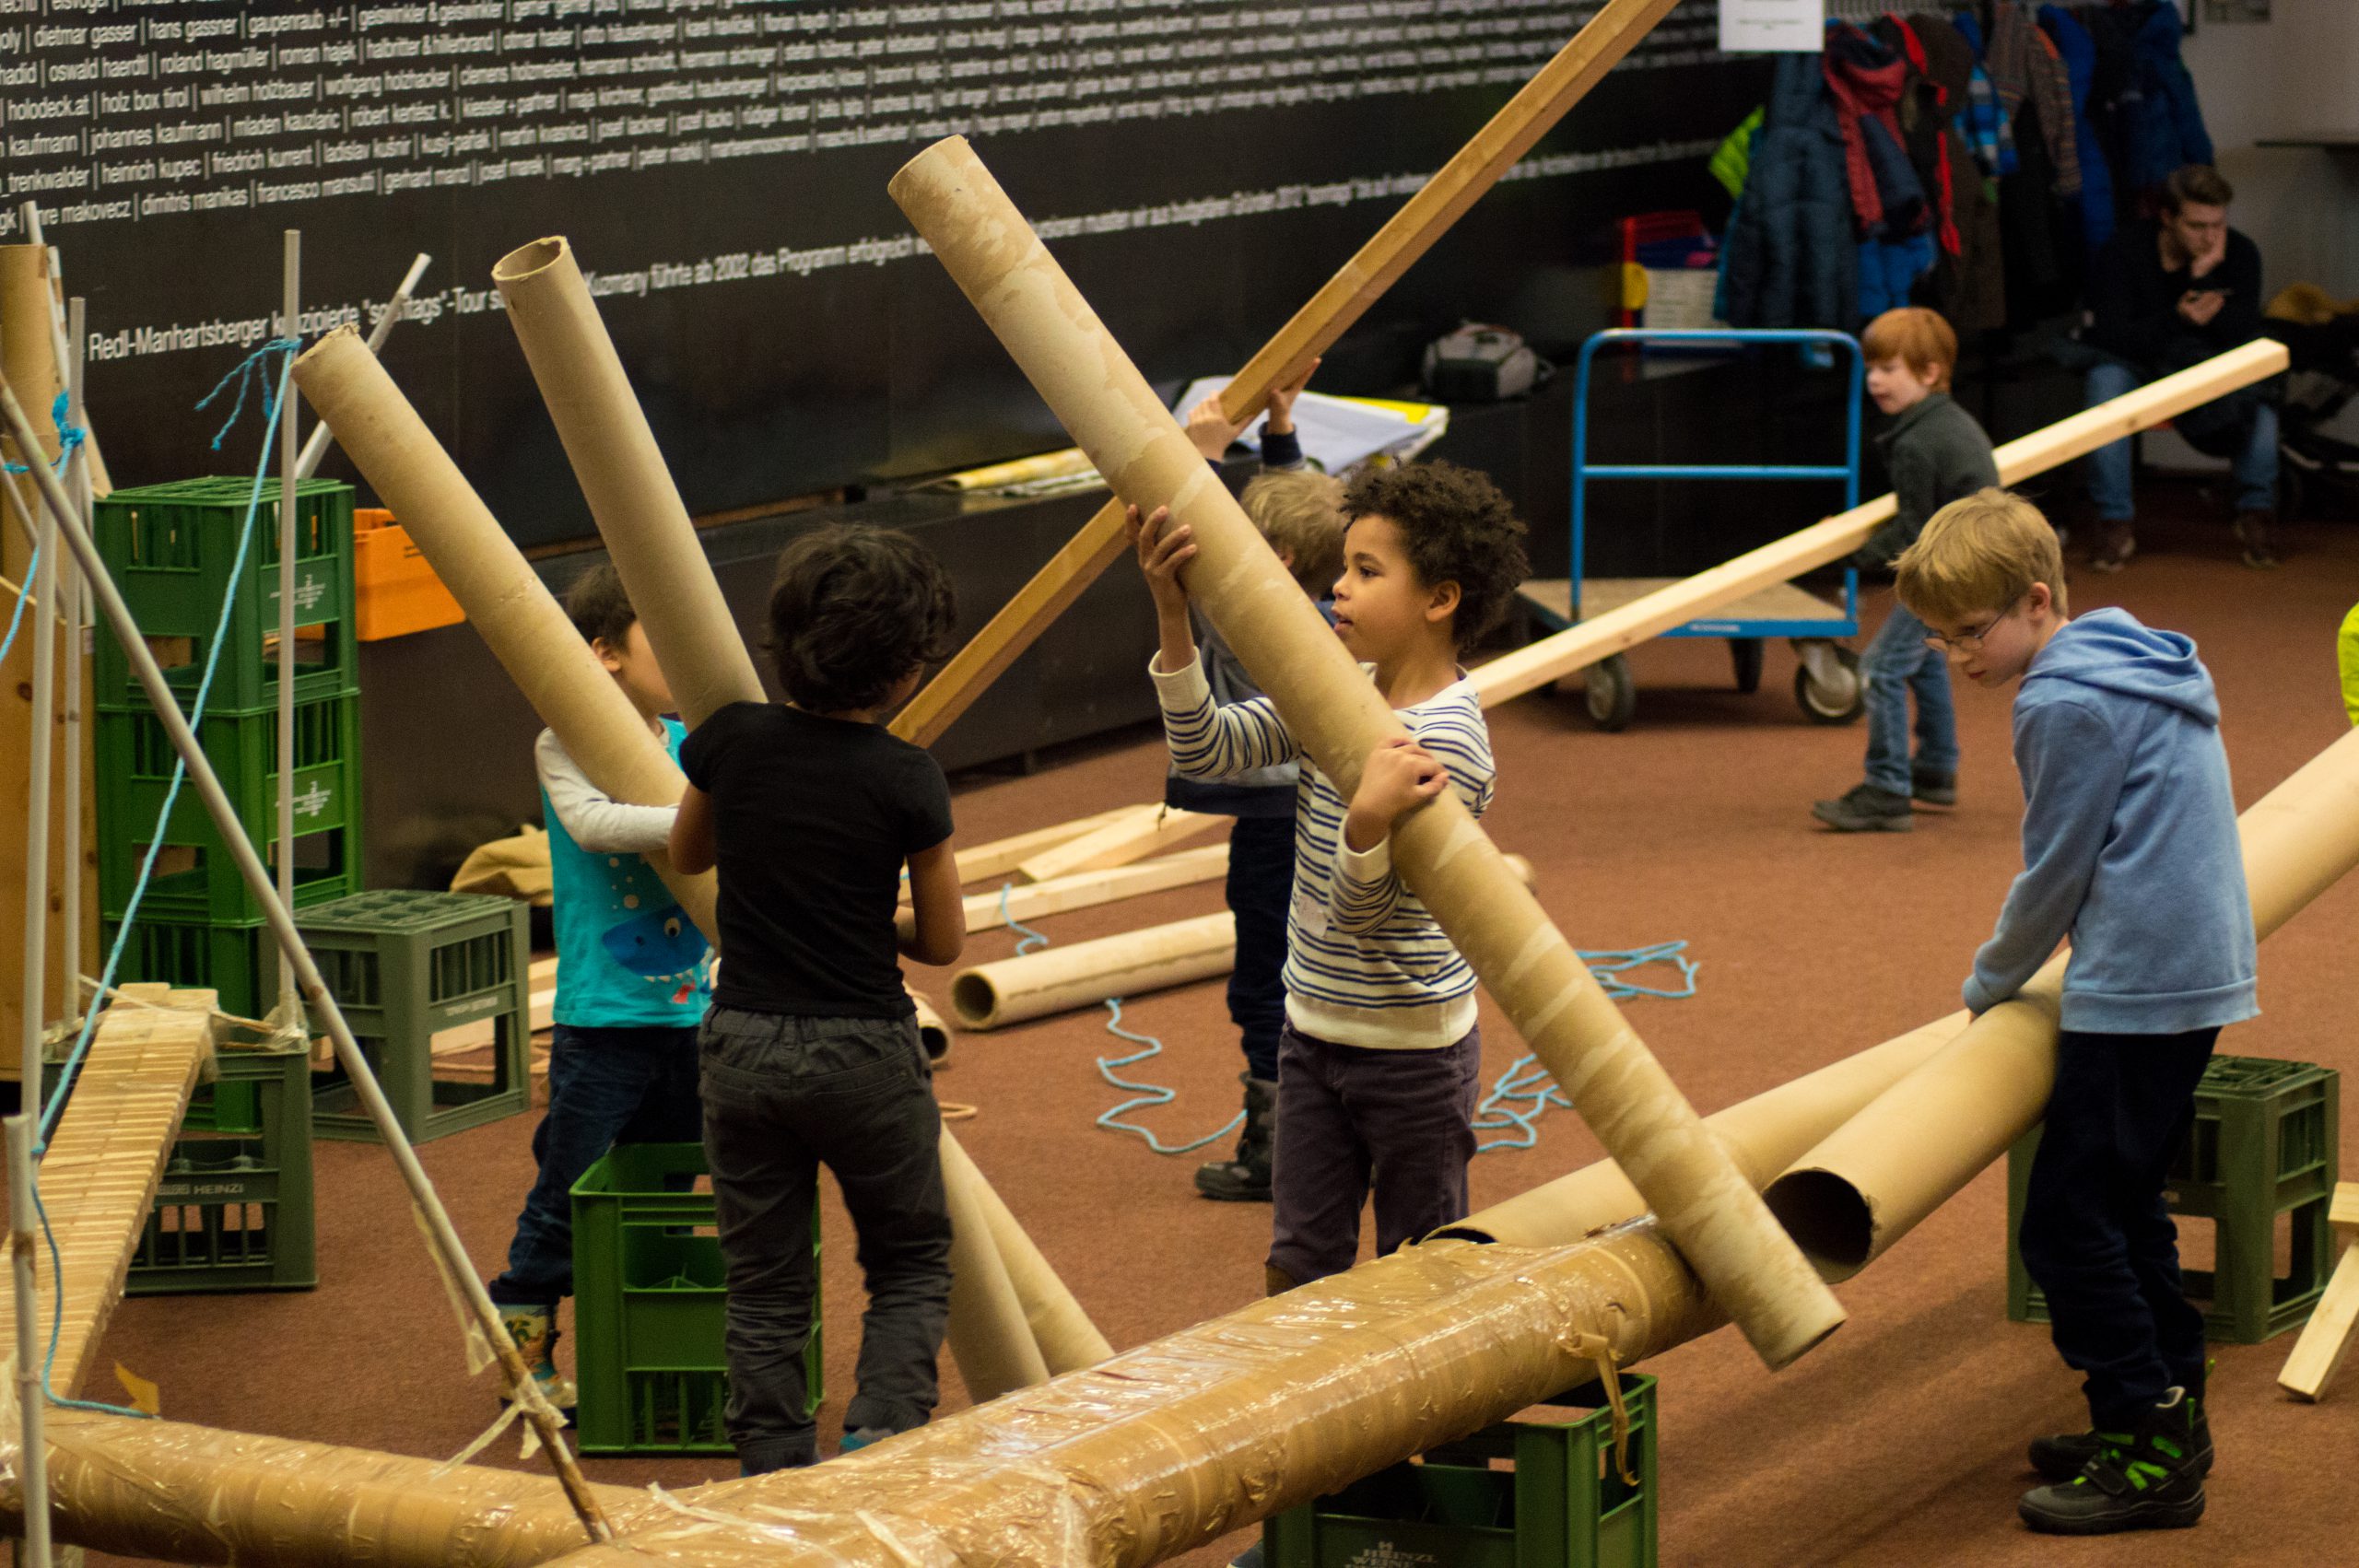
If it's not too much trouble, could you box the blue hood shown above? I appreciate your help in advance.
[2023,607,2219,728]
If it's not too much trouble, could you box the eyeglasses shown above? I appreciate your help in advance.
[1922,591,2025,655]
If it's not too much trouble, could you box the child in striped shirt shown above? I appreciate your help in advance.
[1130,461,1529,1293]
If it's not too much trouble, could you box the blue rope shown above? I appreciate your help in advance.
[24,335,299,1422]
[0,392,93,662]
[1092,998,1244,1156]
[0,541,36,665]
[996,883,1049,956]
[1473,942,1700,1153]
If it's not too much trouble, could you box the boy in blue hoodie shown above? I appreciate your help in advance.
[1895,489,2257,1537]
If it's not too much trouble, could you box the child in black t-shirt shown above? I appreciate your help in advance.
[672,524,965,1475]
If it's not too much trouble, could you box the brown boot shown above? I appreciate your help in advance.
[2232,509,2280,568]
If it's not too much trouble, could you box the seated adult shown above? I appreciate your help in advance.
[2082,164,2280,571]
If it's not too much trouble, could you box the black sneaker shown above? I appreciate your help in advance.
[1812,783,1913,833]
[2032,1369,2213,1481]
[1911,770,1957,807]
[1194,1075,1276,1202]
[2019,1389,2206,1535]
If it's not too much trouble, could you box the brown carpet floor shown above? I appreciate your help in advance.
[84,481,2359,1565]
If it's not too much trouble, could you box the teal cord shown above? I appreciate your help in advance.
[25,336,299,1422]
[1473,942,1700,1153]
[0,540,37,665]
[1093,998,1243,1155]
[997,883,1049,956]
[0,392,92,664]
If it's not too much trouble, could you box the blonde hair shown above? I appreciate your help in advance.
[1895,488,2069,624]
[1861,306,1959,392]
[1241,469,1346,596]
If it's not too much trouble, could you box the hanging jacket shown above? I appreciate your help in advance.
[2079,1,2141,229]
[1719,51,1858,329]
[1950,12,2019,177]
[1873,16,1960,257]
[1988,0,2081,198]
[2038,5,2116,259]
[1823,25,1926,238]
[1711,107,1765,199]
[1906,14,2006,333]
[2120,0,2212,197]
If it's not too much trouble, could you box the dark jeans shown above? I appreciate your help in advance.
[1859,599,1957,799]
[699,1005,953,1474]
[487,1023,702,1308]
[1226,814,1296,1082]
[2019,1026,2220,1431]
[1268,1021,1482,1287]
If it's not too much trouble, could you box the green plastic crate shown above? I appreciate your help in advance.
[572,1142,822,1456]
[93,476,357,714]
[96,688,361,858]
[100,913,283,1022]
[1264,1375,1658,1568]
[2008,1055,2341,1343]
[99,814,362,926]
[299,890,532,1144]
[128,1036,316,1294]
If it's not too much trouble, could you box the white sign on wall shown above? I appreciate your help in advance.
[1719,0,1828,53]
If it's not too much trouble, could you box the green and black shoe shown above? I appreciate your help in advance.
[2029,1363,2214,1482]
[2019,1388,2205,1535]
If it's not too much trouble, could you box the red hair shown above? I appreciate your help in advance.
[1861,307,1959,392]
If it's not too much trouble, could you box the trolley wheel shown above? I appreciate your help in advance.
[1794,644,1864,725]
[1730,637,1766,694]
[1585,654,1637,731]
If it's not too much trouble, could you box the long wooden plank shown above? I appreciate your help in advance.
[1015,805,1220,884]
[957,845,1229,934]
[886,0,1683,749]
[1471,338,2291,708]
[0,986,212,1394]
[2278,1180,2359,1401]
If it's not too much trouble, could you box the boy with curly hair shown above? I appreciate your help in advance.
[671,524,966,1473]
[1131,460,1528,1292]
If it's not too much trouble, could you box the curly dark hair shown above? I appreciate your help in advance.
[1340,461,1529,649]
[563,563,639,651]
[766,524,957,714]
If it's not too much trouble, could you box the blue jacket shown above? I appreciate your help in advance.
[1965,609,2258,1035]
[2120,0,2212,196]
[2039,5,2116,259]
[1720,53,1857,330]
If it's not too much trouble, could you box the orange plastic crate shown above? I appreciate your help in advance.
[353,508,466,641]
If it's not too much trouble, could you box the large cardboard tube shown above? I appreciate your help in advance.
[491,238,765,732]
[1765,723,2359,1277]
[290,327,714,933]
[293,327,1083,1392]
[938,1133,1052,1399]
[954,912,1237,1030]
[888,136,1842,1371]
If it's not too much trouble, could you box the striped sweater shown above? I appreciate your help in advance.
[1152,653,1494,1051]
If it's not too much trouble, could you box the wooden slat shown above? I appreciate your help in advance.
[957,845,1229,934]
[2278,1226,2359,1402]
[885,0,1684,749]
[2,985,212,1395]
[1472,338,2291,708]
[1015,806,1221,884]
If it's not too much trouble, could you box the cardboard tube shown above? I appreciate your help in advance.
[1443,1016,1961,1246]
[910,988,951,1059]
[291,328,715,932]
[888,135,1841,1371]
[938,1133,1052,1400]
[491,238,764,731]
[0,244,61,581]
[1765,723,2359,1278]
[954,912,1236,1030]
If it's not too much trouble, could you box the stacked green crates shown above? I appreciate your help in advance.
[571,1142,823,1455]
[92,477,362,1017]
[127,1036,317,1295]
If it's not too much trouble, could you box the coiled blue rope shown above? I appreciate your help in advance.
[1473,942,1701,1153]
[28,335,299,1418]
[0,392,92,663]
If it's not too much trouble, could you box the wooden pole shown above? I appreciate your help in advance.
[1765,721,2359,1278]
[1469,338,2293,708]
[885,0,1683,749]
[889,136,1842,1372]
[276,231,300,1012]
[6,1114,53,1568]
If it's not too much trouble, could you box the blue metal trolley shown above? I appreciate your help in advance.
[1519,328,1867,731]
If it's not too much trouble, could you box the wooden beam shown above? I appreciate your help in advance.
[1471,338,2291,708]
[2279,1181,2359,1401]
[1015,805,1220,884]
[956,845,1229,934]
[886,0,1683,749]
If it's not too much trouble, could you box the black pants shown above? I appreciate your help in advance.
[699,1006,953,1474]
[1225,814,1296,1082]
[2018,1026,2219,1431]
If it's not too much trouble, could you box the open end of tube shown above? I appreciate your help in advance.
[293,323,358,368]
[949,973,999,1032]
[491,237,569,284]
[1762,1168,1875,1279]
[1426,1223,1499,1244]
[889,135,968,194]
